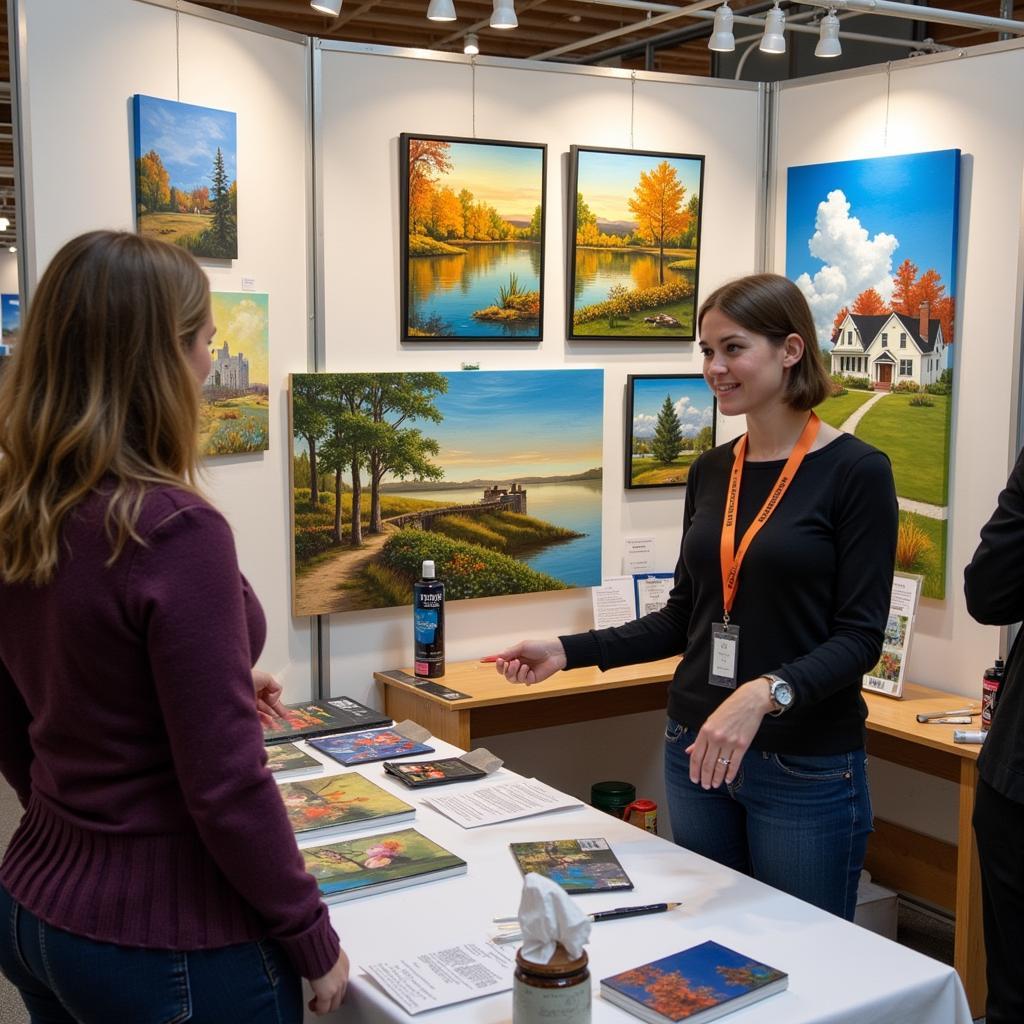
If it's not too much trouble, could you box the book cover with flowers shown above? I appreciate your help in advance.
[309,729,435,766]
[301,828,467,903]
[277,773,414,839]
[601,940,787,1023]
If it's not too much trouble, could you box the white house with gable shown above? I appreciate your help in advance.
[830,301,946,389]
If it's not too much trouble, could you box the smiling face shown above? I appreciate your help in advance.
[699,306,804,419]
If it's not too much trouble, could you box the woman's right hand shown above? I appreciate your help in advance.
[308,949,350,1015]
[492,639,567,685]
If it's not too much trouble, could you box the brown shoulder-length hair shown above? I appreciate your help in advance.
[0,230,210,585]
[698,273,832,411]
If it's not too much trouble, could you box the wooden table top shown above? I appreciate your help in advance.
[376,660,982,759]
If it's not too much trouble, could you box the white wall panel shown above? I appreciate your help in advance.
[18,0,313,697]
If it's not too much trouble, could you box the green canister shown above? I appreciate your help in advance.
[590,780,635,819]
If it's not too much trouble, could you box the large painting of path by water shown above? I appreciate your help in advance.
[400,134,546,342]
[569,146,704,341]
[290,370,603,616]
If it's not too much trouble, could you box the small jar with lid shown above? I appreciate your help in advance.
[513,943,591,1024]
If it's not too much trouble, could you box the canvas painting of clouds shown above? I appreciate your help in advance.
[133,95,238,259]
[625,374,716,489]
[786,150,960,599]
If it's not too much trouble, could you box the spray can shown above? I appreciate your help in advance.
[981,658,1004,732]
[413,560,445,679]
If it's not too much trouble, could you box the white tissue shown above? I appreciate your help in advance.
[517,872,592,963]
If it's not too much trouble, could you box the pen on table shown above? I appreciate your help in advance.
[491,903,681,942]
[921,716,973,725]
[915,707,978,723]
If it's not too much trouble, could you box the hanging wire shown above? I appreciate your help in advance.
[630,69,637,148]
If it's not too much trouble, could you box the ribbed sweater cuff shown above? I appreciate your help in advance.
[277,905,341,979]
[559,631,601,671]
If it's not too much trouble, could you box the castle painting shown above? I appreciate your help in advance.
[200,292,269,457]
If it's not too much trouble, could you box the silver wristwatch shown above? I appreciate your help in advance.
[765,674,795,715]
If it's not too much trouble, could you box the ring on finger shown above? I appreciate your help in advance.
[717,756,731,767]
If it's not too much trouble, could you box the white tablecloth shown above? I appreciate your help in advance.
[288,737,971,1024]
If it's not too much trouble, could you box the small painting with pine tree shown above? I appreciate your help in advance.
[626,374,716,488]
[133,95,238,260]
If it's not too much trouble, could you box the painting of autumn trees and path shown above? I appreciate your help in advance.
[133,95,238,259]
[569,146,704,340]
[601,940,787,1021]
[289,370,603,616]
[400,135,546,341]
[787,150,961,599]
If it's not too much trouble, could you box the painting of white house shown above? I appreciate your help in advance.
[201,292,269,457]
[786,150,961,599]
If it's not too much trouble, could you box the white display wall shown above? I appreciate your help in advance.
[14,0,315,697]
[774,46,1024,841]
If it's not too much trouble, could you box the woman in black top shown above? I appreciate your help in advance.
[494,274,898,919]
[964,451,1024,1023]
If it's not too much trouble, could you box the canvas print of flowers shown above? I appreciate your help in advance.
[133,95,238,259]
[200,292,268,456]
[626,375,716,489]
[290,369,603,616]
[786,150,960,599]
[401,134,546,341]
[569,146,704,340]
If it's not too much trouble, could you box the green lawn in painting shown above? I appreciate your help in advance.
[815,390,874,429]
[630,451,699,486]
[139,211,213,247]
[199,396,268,455]
[855,393,950,506]
[571,297,695,338]
[898,510,946,600]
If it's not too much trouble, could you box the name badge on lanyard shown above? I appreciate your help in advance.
[710,412,820,690]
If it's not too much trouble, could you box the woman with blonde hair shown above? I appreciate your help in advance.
[0,231,348,1022]
[493,273,898,920]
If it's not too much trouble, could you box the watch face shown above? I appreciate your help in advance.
[772,680,794,707]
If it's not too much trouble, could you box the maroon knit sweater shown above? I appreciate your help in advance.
[0,486,339,979]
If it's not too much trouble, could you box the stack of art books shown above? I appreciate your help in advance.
[262,697,391,744]
[278,773,414,841]
[301,827,467,904]
[601,941,788,1023]
[509,838,633,893]
[309,729,435,766]
[266,742,322,781]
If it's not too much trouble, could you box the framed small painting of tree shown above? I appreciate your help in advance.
[400,134,546,342]
[133,95,238,259]
[625,374,715,489]
[569,146,704,341]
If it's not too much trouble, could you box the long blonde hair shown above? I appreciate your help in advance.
[0,230,211,584]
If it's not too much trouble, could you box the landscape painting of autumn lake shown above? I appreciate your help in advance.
[290,369,603,616]
[569,146,704,340]
[400,134,546,341]
[133,95,237,259]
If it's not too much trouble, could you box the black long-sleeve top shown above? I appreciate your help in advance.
[562,432,898,755]
[965,447,1024,804]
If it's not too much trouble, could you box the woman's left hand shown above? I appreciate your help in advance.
[253,669,287,727]
[685,677,774,789]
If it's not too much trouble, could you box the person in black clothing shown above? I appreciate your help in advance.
[492,274,898,919]
[964,450,1024,1024]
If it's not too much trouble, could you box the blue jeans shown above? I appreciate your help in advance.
[664,718,872,920]
[0,884,301,1024]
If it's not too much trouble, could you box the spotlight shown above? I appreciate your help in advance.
[427,0,457,21]
[814,9,842,56]
[490,0,518,29]
[464,32,480,54]
[310,0,342,14]
[708,2,735,52]
[759,2,786,53]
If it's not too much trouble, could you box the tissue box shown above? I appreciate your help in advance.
[854,878,898,940]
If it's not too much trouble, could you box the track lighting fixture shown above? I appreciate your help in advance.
[815,9,842,56]
[759,2,786,53]
[708,2,735,52]
[490,0,518,29]
[310,0,342,15]
[427,0,457,21]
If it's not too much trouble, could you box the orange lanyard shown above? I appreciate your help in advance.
[720,412,821,622]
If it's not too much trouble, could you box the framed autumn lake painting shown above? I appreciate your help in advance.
[568,146,704,341]
[400,134,547,342]
[625,374,715,489]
